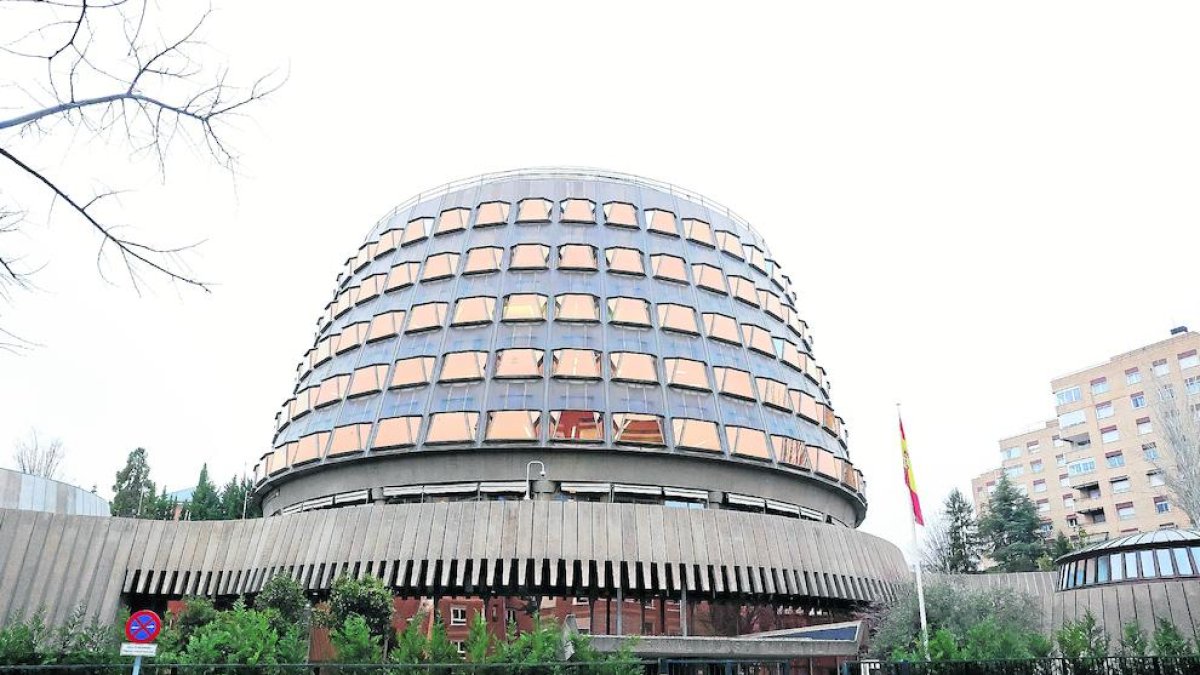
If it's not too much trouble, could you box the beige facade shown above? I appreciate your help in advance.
[972,329,1199,544]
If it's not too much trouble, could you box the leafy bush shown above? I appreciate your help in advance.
[257,573,309,634]
[320,574,394,642]
[0,605,121,666]
[1152,617,1195,656]
[1119,621,1149,657]
[1057,610,1110,659]
[331,615,382,664]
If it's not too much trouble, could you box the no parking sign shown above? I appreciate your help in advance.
[121,610,161,671]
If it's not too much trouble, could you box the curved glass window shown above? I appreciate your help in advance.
[650,254,688,284]
[715,367,756,401]
[605,247,645,276]
[610,352,657,384]
[426,411,479,444]
[352,243,377,272]
[422,252,460,281]
[293,431,330,465]
[314,375,350,408]
[665,357,710,391]
[607,297,652,327]
[401,217,430,246]
[555,294,601,322]
[552,348,602,380]
[386,262,420,292]
[510,243,550,270]
[743,324,775,357]
[376,228,402,257]
[558,244,598,271]
[463,246,504,275]
[390,356,435,389]
[774,338,805,371]
[367,310,405,343]
[646,209,678,236]
[290,389,313,420]
[715,231,744,259]
[357,274,386,305]
[603,202,638,228]
[348,364,389,398]
[502,293,548,322]
[797,391,821,422]
[373,416,421,450]
[683,218,715,247]
[335,322,370,354]
[440,351,488,383]
[658,304,699,335]
[757,377,791,412]
[729,276,759,306]
[436,207,471,235]
[406,302,448,333]
[495,348,544,379]
[703,313,741,345]
[673,418,721,453]
[613,413,666,446]
[312,336,335,368]
[693,264,727,294]
[745,245,767,273]
[759,290,785,320]
[485,410,540,443]
[549,410,603,442]
[727,426,770,460]
[560,198,596,224]
[452,296,497,326]
[773,435,810,469]
[475,201,510,227]
[332,289,353,318]
[516,198,552,223]
[329,423,372,457]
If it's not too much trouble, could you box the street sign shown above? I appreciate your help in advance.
[120,643,158,657]
[124,610,162,643]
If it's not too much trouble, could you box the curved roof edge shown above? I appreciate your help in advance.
[1057,527,1200,565]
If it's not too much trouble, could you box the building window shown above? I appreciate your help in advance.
[1159,384,1176,401]
[646,209,678,236]
[610,352,658,384]
[450,606,467,626]
[657,304,699,335]
[1063,495,1075,510]
[672,418,721,453]
[1059,409,1087,428]
[451,296,497,326]
[1155,496,1171,514]
[1137,418,1153,435]
[742,324,775,356]
[373,416,421,450]
[439,351,488,383]
[726,426,770,460]
[1095,402,1114,419]
[426,412,480,444]
[1001,446,1021,460]
[551,349,602,380]
[714,367,756,401]
[1126,368,1142,385]
[1180,350,1199,370]
[436,208,470,236]
[603,201,638,228]
[1056,453,1067,466]
[1059,474,1070,488]
[560,198,596,224]
[650,254,688,284]
[664,358,710,391]
[1004,466,1024,479]
[1101,426,1120,443]
[683,218,715,246]
[1091,378,1109,396]
[728,276,759,306]
[390,356,435,389]
[548,410,603,442]
[1111,477,1131,494]
[348,364,389,398]
[702,313,741,345]
[692,264,727,294]
[605,247,646,276]
[1106,452,1125,469]
[1148,471,1166,487]
[612,413,666,446]
[606,297,652,327]
[475,201,510,227]
[1117,502,1136,521]
[502,294,548,322]
[516,198,553,223]
[715,231,744,259]
[756,377,791,412]
[386,261,421,292]
[554,294,601,322]
[1186,376,1200,396]
[510,243,551,270]
[1143,443,1159,461]
[1036,500,1050,514]
[485,410,540,443]
[494,349,544,379]
[1027,440,1041,453]
[1056,386,1082,406]
[463,246,504,275]
[1031,459,1044,473]
[1068,458,1096,476]
[558,244,598,271]
[406,302,448,333]
[1131,392,1146,409]
[1153,359,1170,377]
[401,217,430,246]
[1032,479,1047,493]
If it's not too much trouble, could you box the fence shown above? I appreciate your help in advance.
[0,664,644,675]
[842,657,1200,675]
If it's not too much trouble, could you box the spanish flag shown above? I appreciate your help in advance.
[899,415,924,526]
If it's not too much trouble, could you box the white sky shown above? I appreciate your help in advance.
[2,1,1198,549]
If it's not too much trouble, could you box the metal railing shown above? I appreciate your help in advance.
[0,663,646,675]
[843,657,1200,675]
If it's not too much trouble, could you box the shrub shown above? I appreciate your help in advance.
[1152,617,1194,657]
[1056,610,1110,659]
[331,615,382,664]
[257,573,309,634]
[1119,621,1149,657]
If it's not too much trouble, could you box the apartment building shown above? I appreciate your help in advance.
[973,328,1199,545]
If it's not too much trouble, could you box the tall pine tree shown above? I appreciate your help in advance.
[187,464,223,520]
[111,448,157,517]
[943,488,981,573]
[978,474,1047,571]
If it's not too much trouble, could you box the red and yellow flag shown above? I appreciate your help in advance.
[899,415,924,526]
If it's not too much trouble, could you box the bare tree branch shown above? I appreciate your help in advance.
[1150,374,1200,524]
[12,427,65,478]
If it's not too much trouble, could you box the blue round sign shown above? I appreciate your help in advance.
[125,610,161,643]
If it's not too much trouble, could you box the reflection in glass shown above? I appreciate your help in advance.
[426,411,480,444]
[603,202,638,228]
[401,217,430,246]
[495,349,544,379]
[605,247,645,276]
[406,302,448,332]
[607,297,652,327]
[773,436,809,468]
[485,410,540,442]
[386,262,421,292]
[558,244,598,271]
[673,418,721,453]
[613,413,665,446]
[715,367,755,401]
[440,351,488,383]
[516,198,553,223]
[693,264,727,294]
[610,352,657,384]
[373,416,421,449]
[390,356,435,389]
[646,209,677,236]
[436,207,471,235]
[549,411,603,442]
[502,294,548,322]
[727,426,770,460]
[552,349,602,379]
[475,201,510,227]
[658,304,699,335]
[650,254,688,284]
[560,199,596,224]
[703,313,741,345]
[452,296,497,326]
[555,294,600,322]
[665,358,709,391]
[757,378,791,411]
[510,243,551,270]
[463,246,504,275]
[422,252,460,281]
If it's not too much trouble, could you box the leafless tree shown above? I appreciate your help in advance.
[0,0,280,300]
[13,428,65,478]
[918,511,954,573]
[1150,377,1200,524]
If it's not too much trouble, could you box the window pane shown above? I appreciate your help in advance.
[386,262,420,292]
[613,413,665,446]
[549,410,604,442]
[495,349,544,379]
[426,412,479,444]
[516,198,552,223]
[485,410,540,443]
[757,378,790,412]
[348,364,389,397]
[292,431,330,465]
[335,322,369,354]
[390,356,435,388]
[440,351,488,383]
[373,416,421,450]
[510,244,550,270]
[759,291,785,320]
[475,201,510,227]
[773,436,810,469]
[314,375,350,408]
[552,349,602,379]
[558,244,598,271]
[658,304,699,335]
[463,246,503,275]
[683,218,715,246]
[401,217,430,246]
[422,252,460,281]
[502,294,548,322]
[703,313,741,345]
[650,254,688,283]
[665,358,710,391]
[715,231,744,259]
[743,324,775,356]
[693,264,727,294]
[607,297,652,327]
[554,293,600,322]
[727,426,770,460]
[646,209,677,236]
[605,247,645,276]
[436,207,470,235]
[452,296,496,326]
[673,418,721,453]
[610,352,657,384]
[715,367,756,401]
[603,202,638,228]
[329,423,372,457]
[1174,548,1194,576]
[560,199,596,224]
[1157,549,1175,576]
[729,276,759,306]
[357,274,386,305]
[406,302,448,332]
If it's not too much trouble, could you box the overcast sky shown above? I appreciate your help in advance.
[2,2,1198,551]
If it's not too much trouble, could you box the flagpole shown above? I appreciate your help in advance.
[898,404,930,661]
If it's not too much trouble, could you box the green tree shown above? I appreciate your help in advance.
[1152,617,1194,656]
[187,464,223,520]
[110,448,157,518]
[464,611,493,663]
[978,474,1047,571]
[425,618,462,664]
[331,615,382,664]
[1049,531,1073,559]
[257,573,309,635]
[322,575,394,644]
[175,600,282,667]
[943,488,981,573]
[219,475,259,520]
[1118,621,1149,657]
